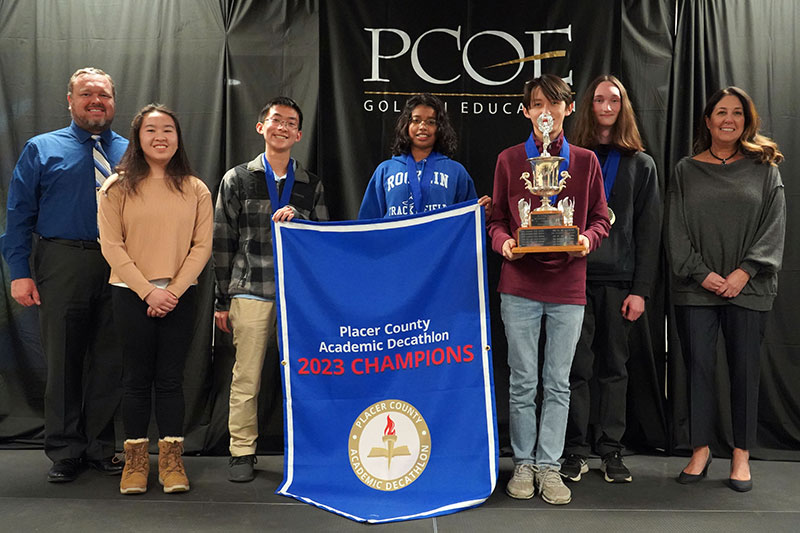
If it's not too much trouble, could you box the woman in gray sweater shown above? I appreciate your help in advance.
[667,87,785,493]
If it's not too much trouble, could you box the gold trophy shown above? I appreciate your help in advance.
[512,111,584,253]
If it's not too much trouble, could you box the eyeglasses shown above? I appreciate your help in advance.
[263,117,299,130]
[410,118,437,127]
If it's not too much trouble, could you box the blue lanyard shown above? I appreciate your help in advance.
[404,152,437,215]
[595,148,621,201]
[261,153,295,210]
[524,132,570,205]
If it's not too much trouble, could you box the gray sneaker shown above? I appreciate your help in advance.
[506,464,535,499]
[228,454,257,482]
[535,466,572,505]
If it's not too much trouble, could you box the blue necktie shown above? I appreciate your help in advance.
[92,135,113,241]
[91,134,112,188]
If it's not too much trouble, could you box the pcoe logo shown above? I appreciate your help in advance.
[363,24,573,86]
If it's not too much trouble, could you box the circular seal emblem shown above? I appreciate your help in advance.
[349,399,431,491]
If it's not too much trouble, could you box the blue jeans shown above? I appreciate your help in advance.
[501,293,584,467]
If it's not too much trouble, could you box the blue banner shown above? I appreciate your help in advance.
[273,202,497,523]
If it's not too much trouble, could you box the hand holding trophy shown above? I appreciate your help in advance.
[512,111,584,253]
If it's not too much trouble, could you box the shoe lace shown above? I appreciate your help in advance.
[538,467,564,488]
[161,441,185,474]
[229,455,257,467]
[514,464,535,481]
[605,451,623,467]
[565,454,584,466]
[124,447,148,475]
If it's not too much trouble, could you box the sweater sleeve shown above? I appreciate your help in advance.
[98,177,155,300]
[166,178,213,298]
[455,163,478,202]
[630,154,663,297]
[486,151,515,254]
[358,164,388,219]
[738,166,785,277]
[666,162,712,284]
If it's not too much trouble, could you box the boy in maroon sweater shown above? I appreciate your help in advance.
[487,74,609,504]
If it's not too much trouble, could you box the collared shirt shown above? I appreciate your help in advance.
[213,154,329,309]
[2,121,128,279]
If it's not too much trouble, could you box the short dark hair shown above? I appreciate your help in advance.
[522,74,573,109]
[258,96,303,130]
[391,93,457,158]
[115,103,194,194]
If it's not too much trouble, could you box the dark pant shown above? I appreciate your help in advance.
[111,286,197,439]
[675,304,767,450]
[565,283,632,457]
[33,237,122,462]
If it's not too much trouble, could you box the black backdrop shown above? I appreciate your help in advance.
[0,0,797,460]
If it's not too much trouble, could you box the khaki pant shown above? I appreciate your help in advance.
[228,298,276,456]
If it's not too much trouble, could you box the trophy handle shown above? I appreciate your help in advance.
[558,170,571,187]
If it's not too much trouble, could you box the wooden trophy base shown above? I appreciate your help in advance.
[512,224,584,253]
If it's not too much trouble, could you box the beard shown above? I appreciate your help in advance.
[72,107,114,133]
[85,115,112,130]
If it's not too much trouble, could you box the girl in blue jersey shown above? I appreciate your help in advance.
[358,93,490,219]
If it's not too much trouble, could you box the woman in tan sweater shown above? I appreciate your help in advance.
[98,104,212,495]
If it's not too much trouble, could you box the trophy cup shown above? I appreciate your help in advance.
[512,111,584,253]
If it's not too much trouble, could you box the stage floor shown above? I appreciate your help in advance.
[1,451,798,532]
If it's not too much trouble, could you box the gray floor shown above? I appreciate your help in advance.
[1,450,798,532]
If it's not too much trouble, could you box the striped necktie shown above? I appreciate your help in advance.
[91,134,112,188]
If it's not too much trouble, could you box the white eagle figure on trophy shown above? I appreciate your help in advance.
[517,198,531,227]
[557,197,575,226]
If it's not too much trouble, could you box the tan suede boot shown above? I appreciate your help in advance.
[119,438,149,494]
[158,437,190,493]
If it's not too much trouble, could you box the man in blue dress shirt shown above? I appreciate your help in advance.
[2,67,129,482]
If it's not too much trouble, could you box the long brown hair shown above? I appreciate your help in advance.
[114,104,194,194]
[693,86,783,166]
[570,75,644,153]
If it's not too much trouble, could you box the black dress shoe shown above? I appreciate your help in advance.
[728,477,753,492]
[87,456,124,476]
[48,458,83,483]
[677,452,712,484]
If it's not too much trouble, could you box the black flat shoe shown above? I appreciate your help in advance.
[47,458,83,483]
[87,456,124,476]
[728,477,753,492]
[677,452,712,484]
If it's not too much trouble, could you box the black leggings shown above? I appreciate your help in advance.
[111,286,196,439]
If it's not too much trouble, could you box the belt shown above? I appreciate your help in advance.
[40,236,101,250]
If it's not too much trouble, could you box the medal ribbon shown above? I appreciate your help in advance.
[595,148,621,201]
[525,132,570,206]
[405,152,437,215]
[262,153,296,210]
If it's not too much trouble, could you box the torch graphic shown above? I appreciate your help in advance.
[368,415,411,470]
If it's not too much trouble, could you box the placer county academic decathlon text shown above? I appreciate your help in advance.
[296,318,476,376]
